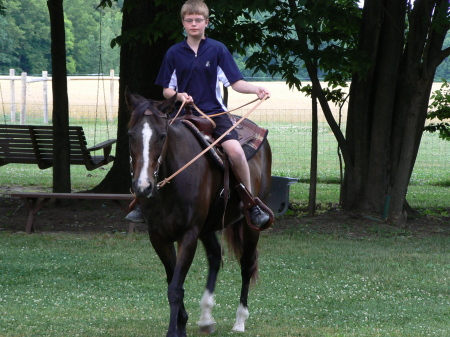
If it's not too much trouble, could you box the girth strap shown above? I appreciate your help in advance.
[220,152,230,268]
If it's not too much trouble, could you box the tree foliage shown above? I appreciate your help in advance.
[209,0,450,226]
[425,79,450,141]
[0,0,121,74]
[0,1,5,15]
[2,0,450,81]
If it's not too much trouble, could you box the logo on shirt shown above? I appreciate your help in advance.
[205,61,211,67]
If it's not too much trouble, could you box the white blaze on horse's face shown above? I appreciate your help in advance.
[136,122,153,196]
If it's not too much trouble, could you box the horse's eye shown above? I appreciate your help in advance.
[160,134,166,143]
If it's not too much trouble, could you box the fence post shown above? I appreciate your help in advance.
[109,69,114,121]
[21,72,27,125]
[9,69,15,123]
[43,71,49,124]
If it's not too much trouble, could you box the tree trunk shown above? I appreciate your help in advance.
[308,89,318,215]
[342,0,450,226]
[92,0,180,193]
[47,0,71,194]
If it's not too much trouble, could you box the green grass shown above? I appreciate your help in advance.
[1,164,112,192]
[0,232,448,336]
[1,118,450,209]
[288,183,450,210]
[4,117,449,185]
[263,121,450,186]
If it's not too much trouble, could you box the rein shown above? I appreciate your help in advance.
[170,101,217,128]
[206,98,260,117]
[156,94,268,189]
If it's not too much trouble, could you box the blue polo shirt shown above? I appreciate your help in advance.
[156,37,243,114]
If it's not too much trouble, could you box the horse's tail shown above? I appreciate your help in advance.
[225,219,259,284]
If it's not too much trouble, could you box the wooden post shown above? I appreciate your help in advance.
[9,69,15,123]
[21,72,27,125]
[109,69,114,121]
[43,71,49,124]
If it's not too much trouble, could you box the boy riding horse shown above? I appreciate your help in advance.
[126,0,271,228]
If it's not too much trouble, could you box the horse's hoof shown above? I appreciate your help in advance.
[199,324,215,335]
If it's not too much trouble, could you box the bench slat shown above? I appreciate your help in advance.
[0,124,116,170]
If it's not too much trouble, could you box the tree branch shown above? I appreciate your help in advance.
[287,0,352,168]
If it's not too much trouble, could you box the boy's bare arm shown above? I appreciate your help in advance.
[230,80,271,99]
[163,88,194,104]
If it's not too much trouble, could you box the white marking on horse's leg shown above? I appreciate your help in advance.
[137,122,152,194]
[232,303,249,332]
[198,290,215,328]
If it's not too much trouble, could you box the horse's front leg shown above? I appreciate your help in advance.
[198,232,222,335]
[149,232,189,337]
[166,230,200,337]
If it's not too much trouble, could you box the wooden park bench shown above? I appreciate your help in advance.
[0,124,116,170]
[7,176,297,234]
[9,192,135,234]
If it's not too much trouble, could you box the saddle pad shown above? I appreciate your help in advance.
[181,116,268,168]
[232,115,269,161]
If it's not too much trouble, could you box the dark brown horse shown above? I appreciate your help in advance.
[126,89,272,337]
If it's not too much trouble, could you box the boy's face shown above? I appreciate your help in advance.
[182,14,208,39]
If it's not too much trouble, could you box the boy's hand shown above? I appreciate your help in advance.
[255,87,270,100]
[180,92,194,104]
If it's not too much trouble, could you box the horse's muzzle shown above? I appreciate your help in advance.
[133,178,153,198]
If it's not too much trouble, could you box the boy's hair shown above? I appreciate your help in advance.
[181,0,209,20]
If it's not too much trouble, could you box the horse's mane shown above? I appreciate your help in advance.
[128,95,163,129]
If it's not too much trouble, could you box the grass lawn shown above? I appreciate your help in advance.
[0,231,448,337]
[1,82,450,336]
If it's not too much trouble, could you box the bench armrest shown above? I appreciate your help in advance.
[87,138,117,151]
[87,139,117,159]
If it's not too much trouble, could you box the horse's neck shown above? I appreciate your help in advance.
[163,124,209,176]
[165,124,198,167]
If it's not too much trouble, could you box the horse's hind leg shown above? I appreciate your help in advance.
[231,220,260,332]
[198,231,222,335]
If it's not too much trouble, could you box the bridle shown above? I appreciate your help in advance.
[129,108,169,188]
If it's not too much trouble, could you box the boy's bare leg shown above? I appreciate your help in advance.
[221,140,252,190]
[221,140,269,228]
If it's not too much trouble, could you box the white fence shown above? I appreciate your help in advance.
[0,69,118,124]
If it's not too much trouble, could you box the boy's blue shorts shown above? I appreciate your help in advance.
[212,113,239,144]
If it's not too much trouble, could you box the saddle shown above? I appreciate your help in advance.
[177,109,269,166]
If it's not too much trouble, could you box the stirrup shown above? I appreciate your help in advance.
[240,197,274,231]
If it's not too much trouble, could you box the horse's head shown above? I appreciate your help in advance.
[126,88,177,198]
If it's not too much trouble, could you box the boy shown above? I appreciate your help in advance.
[127,0,270,227]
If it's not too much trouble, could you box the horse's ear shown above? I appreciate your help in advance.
[125,86,138,111]
[159,93,178,116]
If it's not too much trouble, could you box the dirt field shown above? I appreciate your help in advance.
[0,76,443,123]
[1,193,449,237]
[0,77,323,110]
